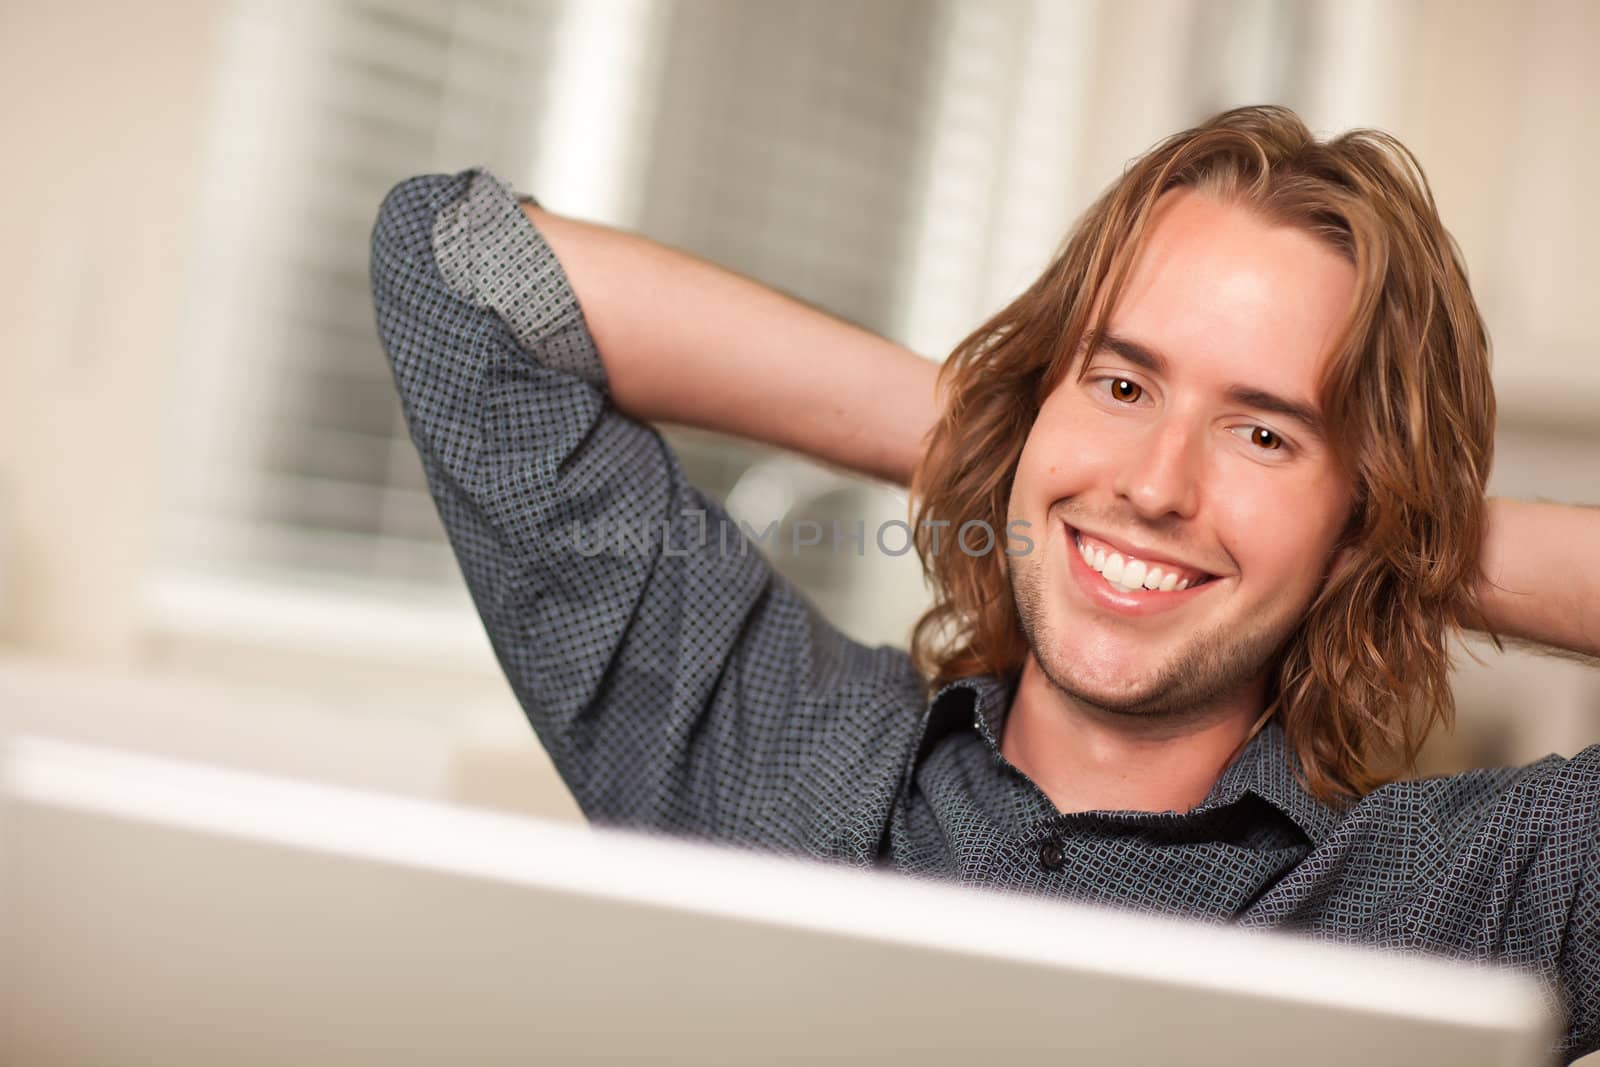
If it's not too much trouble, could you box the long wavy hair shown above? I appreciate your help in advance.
[910,105,1496,805]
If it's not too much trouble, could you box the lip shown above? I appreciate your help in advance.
[1063,522,1218,617]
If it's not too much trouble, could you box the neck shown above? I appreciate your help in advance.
[999,654,1264,815]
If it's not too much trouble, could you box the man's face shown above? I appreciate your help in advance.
[1007,189,1357,722]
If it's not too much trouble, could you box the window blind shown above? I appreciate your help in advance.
[160,0,950,647]
[160,0,557,589]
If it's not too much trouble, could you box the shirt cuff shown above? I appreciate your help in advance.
[431,167,607,390]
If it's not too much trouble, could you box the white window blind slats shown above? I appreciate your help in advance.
[162,0,555,588]
[162,0,950,648]
[632,0,941,337]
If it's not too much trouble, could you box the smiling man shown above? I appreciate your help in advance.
[999,190,1362,816]
[371,106,1600,1058]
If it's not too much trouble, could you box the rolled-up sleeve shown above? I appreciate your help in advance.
[369,168,924,860]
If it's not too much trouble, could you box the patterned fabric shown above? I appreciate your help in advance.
[371,167,1600,1060]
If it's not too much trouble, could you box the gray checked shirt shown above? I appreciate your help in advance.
[371,166,1599,1060]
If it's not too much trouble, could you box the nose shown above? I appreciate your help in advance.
[1111,415,1203,521]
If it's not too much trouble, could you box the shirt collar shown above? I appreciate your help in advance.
[928,674,1341,848]
[1203,717,1342,847]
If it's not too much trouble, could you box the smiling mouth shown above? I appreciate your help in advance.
[1070,527,1218,596]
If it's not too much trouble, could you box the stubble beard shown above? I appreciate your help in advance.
[1009,554,1296,728]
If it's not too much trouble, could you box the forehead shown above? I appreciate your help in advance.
[1102,190,1357,398]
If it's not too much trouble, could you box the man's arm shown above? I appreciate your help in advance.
[1474,499,1600,662]
[373,170,930,853]
[524,204,939,487]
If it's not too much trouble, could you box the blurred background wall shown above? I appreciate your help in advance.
[1,0,1596,819]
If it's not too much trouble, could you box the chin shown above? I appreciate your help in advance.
[1040,644,1171,714]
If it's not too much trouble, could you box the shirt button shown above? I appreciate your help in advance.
[1038,839,1065,872]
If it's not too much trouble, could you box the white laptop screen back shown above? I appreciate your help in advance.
[0,736,1557,1066]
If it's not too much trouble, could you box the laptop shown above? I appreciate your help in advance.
[0,734,1556,1066]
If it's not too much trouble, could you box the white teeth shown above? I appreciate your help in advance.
[1076,531,1208,594]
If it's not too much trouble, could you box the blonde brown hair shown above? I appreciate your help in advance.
[910,105,1495,804]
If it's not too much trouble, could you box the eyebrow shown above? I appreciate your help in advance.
[1097,332,1327,442]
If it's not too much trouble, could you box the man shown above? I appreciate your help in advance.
[371,106,1599,1058]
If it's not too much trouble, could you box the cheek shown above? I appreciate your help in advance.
[1209,469,1349,590]
[1015,399,1124,501]
[1012,426,1066,516]
[1060,423,1128,475]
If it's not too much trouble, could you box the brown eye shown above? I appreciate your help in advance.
[1110,379,1142,403]
[1249,427,1280,450]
